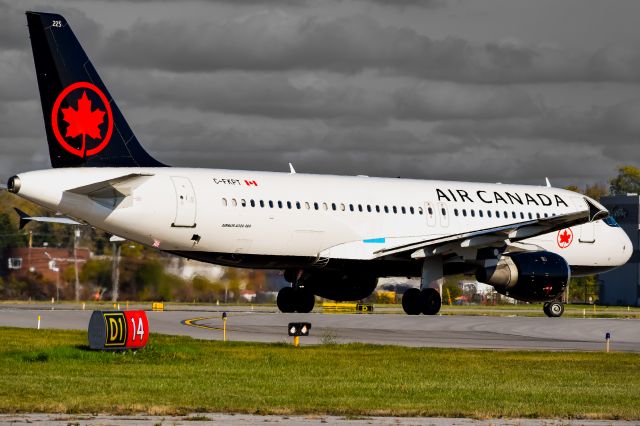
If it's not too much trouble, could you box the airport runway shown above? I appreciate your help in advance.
[1,305,639,352]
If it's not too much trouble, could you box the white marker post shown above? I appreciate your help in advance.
[37,315,41,330]
[605,332,611,353]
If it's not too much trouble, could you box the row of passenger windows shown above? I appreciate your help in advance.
[221,197,555,220]
[222,198,425,215]
[453,208,553,220]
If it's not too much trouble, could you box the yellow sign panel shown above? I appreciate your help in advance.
[103,312,126,347]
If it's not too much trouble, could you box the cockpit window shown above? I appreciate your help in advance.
[603,216,620,227]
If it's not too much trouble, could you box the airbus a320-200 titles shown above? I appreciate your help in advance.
[4,12,632,319]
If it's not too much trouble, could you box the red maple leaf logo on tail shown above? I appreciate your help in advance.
[61,91,105,157]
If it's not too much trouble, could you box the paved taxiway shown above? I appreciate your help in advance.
[0,305,638,351]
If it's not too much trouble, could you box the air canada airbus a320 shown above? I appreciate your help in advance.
[4,12,632,317]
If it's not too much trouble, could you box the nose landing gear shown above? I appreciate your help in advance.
[543,301,564,317]
[277,270,315,313]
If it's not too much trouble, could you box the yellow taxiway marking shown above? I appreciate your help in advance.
[182,316,223,331]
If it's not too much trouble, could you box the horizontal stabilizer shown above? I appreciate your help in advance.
[14,207,81,230]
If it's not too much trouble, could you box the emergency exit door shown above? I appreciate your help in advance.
[171,176,197,227]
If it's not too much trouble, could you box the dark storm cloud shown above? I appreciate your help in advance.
[105,69,541,123]
[100,13,640,84]
[434,98,640,146]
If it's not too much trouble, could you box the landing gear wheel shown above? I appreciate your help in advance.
[421,288,442,315]
[296,288,315,313]
[544,301,564,318]
[277,287,296,313]
[402,288,422,315]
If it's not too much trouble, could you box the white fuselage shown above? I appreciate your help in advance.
[12,167,632,275]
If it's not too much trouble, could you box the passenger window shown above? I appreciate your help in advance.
[512,212,516,219]
[401,206,406,214]
[504,211,508,218]
[470,209,475,217]
[454,208,459,216]
[296,201,301,209]
[240,199,246,207]
[392,206,397,214]
[277,201,283,208]
[487,210,492,218]
[340,203,346,211]
[314,202,319,210]
[462,209,467,217]
[222,198,228,206]
[332,203,337,211]
[536,213,540,219]
[520,212,524,219]
[268,200,274,208]
[479,210,483,218]
[528,212,533,219]
[250,199,255,207]
[231,198,237,207]
[376,205,381,213]
[260,200,265,208]
[286,201,292,209]
[418,207,423,215]
[495,211,500,218]
[358,204,363,212]
[410,206,415,214]
[349,204,355,212]
[441,208,446,216]
[305,202,310,210]
[367,205,372,213]
[322,202,328,211]
[428,207,433,215]
[384,206,389,213]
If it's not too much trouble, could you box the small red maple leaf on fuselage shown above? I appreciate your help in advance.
[559,230,571,244]
[61,91,105,156]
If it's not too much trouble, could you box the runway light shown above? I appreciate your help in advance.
[288,322,311,337]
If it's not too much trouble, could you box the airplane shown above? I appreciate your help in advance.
[5,11,632,317]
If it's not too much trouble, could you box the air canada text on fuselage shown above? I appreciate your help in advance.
[436,188,569,207]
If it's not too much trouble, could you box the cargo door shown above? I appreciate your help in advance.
[171,176,196,228]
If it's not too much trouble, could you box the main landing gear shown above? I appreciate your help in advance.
[543,301,564,318]
[402,288,442,315]
[277,269,315,313]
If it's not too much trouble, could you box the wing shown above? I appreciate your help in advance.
[374,197,607,260]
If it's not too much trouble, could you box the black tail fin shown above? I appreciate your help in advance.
[26,11,166,168]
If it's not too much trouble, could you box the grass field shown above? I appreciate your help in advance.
[1,327,639,419]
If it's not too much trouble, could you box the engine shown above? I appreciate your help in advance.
[302,270,378,301]
[475,251,569,302]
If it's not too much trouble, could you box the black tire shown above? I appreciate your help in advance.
[421,288,442,315]
[402,288,422,315]
[277,287,296,313]
[545,301,564,318]
[296,288,315,313]
[542,302,551,317]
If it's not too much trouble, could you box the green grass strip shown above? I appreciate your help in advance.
[1,327,639,419]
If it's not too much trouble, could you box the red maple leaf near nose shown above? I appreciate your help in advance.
[559,230,571,244]
[61,91,105,157]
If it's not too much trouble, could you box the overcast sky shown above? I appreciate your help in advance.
[2,0,640,187]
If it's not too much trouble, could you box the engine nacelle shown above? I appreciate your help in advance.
[476,251,569,302]
[303,270,378,301]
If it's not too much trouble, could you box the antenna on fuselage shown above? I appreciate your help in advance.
[289,163,296,174]
[545,177,551,187]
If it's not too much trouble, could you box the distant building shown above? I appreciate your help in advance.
[599,195,640,306]
[4,246,90,282]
